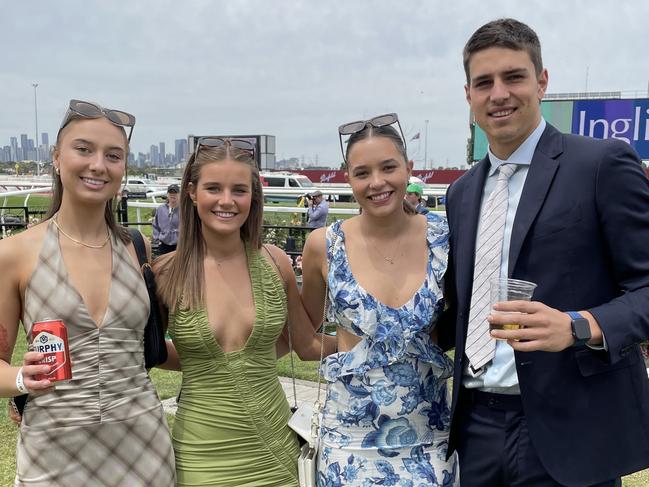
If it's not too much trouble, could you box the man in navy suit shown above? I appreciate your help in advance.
[443,18,649,486]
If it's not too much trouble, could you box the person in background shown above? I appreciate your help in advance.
[152,183,180,254]
[405,182,430,214]
[443,18,649,486]
[153,137,335,486]
[0,99,175,486]
[306,189,329,228]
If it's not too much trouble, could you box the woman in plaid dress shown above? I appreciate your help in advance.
[0,99,175,486]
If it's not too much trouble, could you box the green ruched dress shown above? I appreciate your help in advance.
[169,245,300,486]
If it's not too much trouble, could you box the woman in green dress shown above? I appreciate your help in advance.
[154,138,335,486]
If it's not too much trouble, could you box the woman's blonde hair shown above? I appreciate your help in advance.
[156,144,263,310]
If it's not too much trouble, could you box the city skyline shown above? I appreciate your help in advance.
[2,1,649,168]
[0,131,192,168]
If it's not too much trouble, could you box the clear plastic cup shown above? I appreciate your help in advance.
[489,278,537,331]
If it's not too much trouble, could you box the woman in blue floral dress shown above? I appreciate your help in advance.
[301,114,459,487]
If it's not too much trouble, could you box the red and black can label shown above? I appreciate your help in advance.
[32,320,72,382]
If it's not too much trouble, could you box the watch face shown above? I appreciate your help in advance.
[573,318,591,340]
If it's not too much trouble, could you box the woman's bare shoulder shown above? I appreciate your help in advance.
[152,250,175,274]
[303,225,329,253]
[260,243,292,273]
[0,221,49,282]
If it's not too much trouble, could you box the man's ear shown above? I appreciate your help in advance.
[537,68,549,101]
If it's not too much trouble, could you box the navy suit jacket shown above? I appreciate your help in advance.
[444,123,649,486]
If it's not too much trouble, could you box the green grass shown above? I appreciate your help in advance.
[0,194,51,209]
[148,368,181,401]
[277,352,321,381]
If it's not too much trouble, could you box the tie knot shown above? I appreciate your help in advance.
[497,163,517,180]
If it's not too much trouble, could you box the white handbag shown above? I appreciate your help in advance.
[286,273,330,487]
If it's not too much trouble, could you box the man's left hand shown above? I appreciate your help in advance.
[488,301,596,352]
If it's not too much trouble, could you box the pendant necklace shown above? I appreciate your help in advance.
[212,247,245,269]
[366,234,404,265]
[53,217,111,249]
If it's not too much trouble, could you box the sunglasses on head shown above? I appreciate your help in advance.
[193,137,256,160]
[59,99,136,142]
[337,113,406,162]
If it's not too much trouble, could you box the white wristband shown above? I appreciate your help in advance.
[15,367,28,394]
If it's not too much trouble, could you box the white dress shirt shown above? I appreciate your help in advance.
[462,119,546,394]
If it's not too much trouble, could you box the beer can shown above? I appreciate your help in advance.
[31,319,72,382]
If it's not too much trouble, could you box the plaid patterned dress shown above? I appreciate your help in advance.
[15,221,175,486]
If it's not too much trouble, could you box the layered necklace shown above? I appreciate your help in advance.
[53,217,111,249]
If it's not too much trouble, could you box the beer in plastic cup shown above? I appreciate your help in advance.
[489,278,537,331]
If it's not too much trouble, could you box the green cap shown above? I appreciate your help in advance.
[406,183,423,196]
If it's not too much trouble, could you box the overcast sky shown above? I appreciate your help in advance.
[2,0,648,168]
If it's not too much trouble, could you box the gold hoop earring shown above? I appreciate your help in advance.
[55,167,60,175]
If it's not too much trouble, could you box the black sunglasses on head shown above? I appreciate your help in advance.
[337,113,406,162]
[193,137,256,160]
[60,99,136,142]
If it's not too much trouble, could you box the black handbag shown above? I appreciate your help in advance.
[128,228,168,369]
[11,393,28,416]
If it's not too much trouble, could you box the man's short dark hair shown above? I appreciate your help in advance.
[463,18,543,84]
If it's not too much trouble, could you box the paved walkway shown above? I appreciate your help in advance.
[161,376,321,416]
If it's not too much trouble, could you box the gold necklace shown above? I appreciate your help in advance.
[365,234,404,265]
[215,252,244,268]
[53,217,111,249]
[211,246,246,268]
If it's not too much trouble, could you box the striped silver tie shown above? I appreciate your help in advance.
[465,163,517,374]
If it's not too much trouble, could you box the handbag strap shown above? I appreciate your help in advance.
[310,233,337,445]
[284,234,336,416]
[313,281,328,408]
[128,227,148,267]
[128,227,161,315]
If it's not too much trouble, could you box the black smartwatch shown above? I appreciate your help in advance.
[566,311,591,347]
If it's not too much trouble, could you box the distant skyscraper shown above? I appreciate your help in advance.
[38,145,47,162]
[150,144,159,165]
[159,142,166,166]
[20,134,28,155]
[10,137,18,161]
[175,138,188,164]
[42,133,49,146]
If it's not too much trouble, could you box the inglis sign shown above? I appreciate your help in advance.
[472,98,649,161]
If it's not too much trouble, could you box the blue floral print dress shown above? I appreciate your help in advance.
[317,214,458,487]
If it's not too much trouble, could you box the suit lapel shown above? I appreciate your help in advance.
[508,125,564,276]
